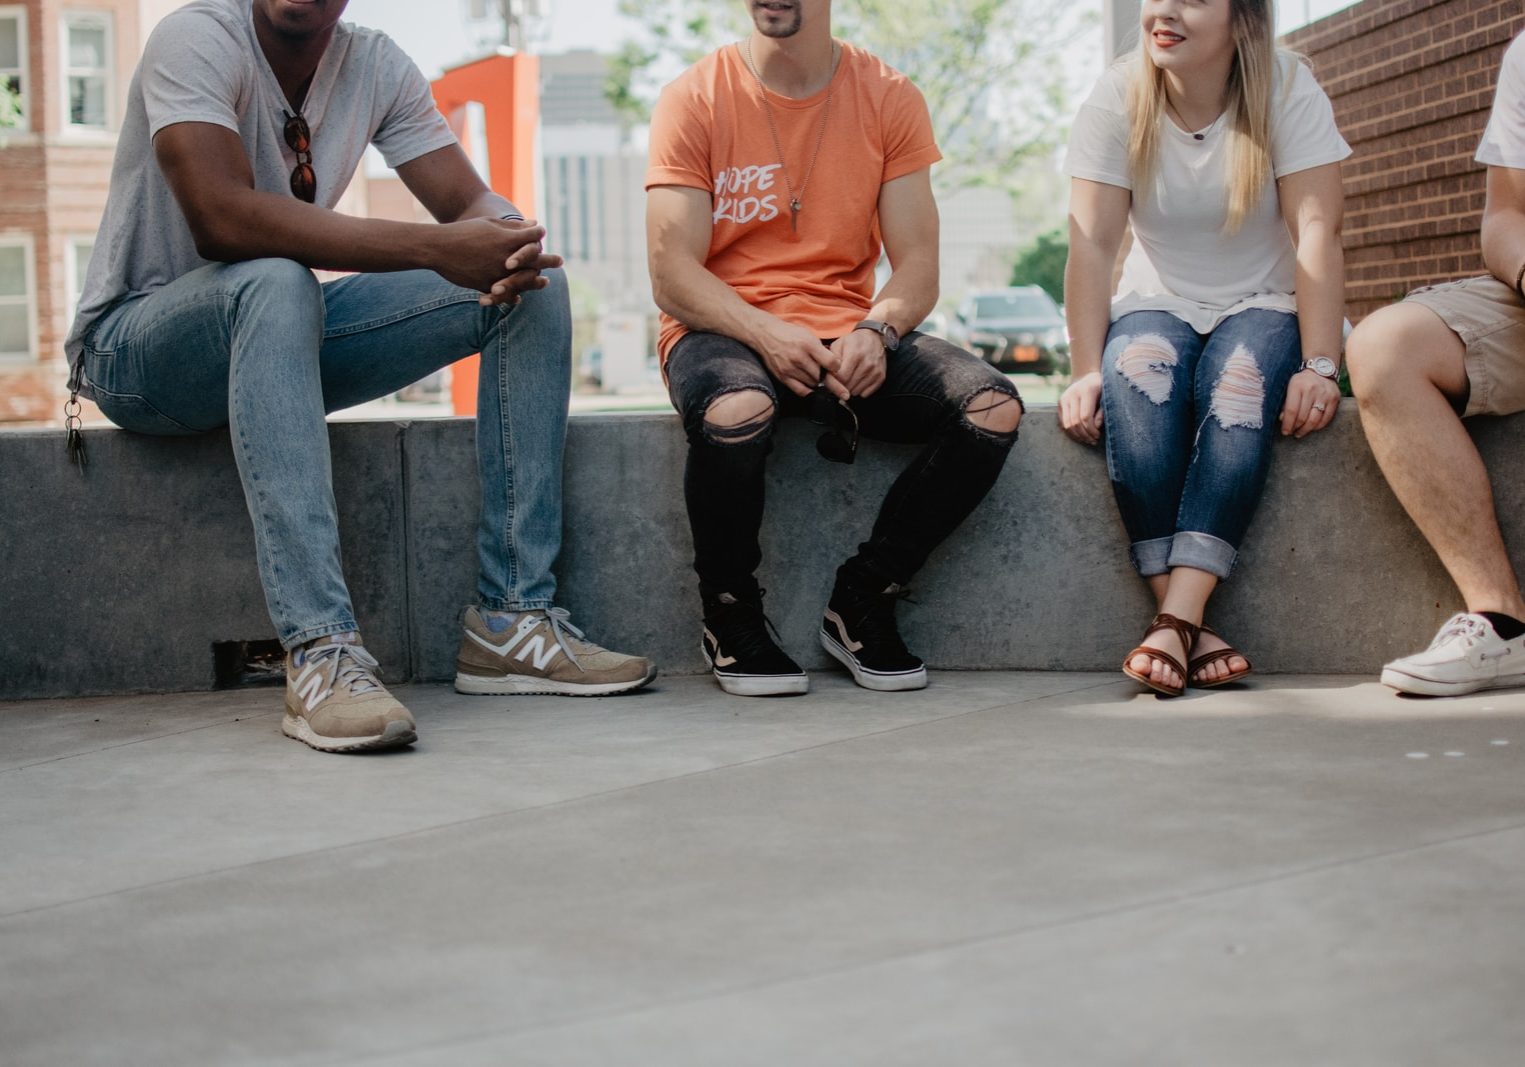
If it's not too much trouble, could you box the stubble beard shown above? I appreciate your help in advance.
[752,9,802,38]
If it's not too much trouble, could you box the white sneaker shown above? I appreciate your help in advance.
[1381,613,1525,696]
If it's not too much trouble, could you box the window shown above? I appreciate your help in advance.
[1279,1,1360,35]
[0,6,27,130]
[62,11,112,130]
[0,236,36,361]
[65,236,94,317]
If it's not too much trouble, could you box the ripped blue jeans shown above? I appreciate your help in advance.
[1101,308,1302,579]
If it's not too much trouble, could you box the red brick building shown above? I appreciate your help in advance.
[0,0,158,423]
[1287,0,1525,322]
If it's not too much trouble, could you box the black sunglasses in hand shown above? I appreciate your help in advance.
[809,378,858,464]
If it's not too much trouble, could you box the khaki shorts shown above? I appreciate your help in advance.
[1406,275,1525,417]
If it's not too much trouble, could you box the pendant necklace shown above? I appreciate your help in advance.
[1165,95,1211,141]
[741,38,839,232]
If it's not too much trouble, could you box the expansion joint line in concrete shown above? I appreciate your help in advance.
[395,422,418,682]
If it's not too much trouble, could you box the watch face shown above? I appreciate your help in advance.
[883,324,899,351]
[1310,356,1337,377]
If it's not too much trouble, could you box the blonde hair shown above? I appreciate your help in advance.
[1127,0,1279,232]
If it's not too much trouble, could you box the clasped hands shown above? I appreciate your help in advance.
[437,216,564,307]
[756,319,888,400]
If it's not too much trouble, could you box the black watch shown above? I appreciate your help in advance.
[853,319,899,352]
[1300,356,1339,381]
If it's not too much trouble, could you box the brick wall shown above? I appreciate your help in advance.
[0,0,138,424]
[1286,0,1525,322]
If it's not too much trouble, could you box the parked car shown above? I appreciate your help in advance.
[955,286,1070,375]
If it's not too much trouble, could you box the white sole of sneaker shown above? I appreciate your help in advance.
[1380,666,1525,697]
[453,666,657,697]
[281,714,417,753]
[702,646,808,696]
[821,631,928,692]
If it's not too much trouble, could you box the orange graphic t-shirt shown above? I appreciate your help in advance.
[645,41,942,361]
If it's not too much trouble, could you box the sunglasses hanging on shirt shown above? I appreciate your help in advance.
[283,110,316,203]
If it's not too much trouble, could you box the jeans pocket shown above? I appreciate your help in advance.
[92,387,201,436]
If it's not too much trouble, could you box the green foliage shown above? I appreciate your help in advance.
[607,0,1095,198]
[0,80,22,131]
[1008,228,1067,304]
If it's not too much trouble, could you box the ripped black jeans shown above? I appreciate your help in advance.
[665,330,1022,597]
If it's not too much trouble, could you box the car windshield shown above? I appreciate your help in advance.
[973,293,1055,320]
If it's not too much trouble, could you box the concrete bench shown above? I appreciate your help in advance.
[3,407,1519,701]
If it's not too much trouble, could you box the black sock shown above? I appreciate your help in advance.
[1480,612,1525,640]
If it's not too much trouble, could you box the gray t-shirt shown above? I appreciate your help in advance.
[66,0,457,383]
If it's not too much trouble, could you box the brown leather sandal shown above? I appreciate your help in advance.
[1188,624,1254,688]
[1122,612,1199,698]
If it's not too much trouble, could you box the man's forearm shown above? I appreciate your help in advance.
[195,188,456,275]
[652,257,779,350]
[1482,206,1525,294]
[867,261,937,337]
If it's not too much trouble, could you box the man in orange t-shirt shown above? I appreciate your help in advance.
[645,0,1023,697]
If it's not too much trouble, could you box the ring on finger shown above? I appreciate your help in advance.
[1311,402,1327,413]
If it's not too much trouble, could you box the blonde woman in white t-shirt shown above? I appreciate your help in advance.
[1059,0,1350,697]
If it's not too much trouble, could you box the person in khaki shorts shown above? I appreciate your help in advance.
[1345,29,1525,696]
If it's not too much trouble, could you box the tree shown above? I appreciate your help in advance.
[0,81,22,131]
[1008,228,1066,304]
[608,0,1094,199]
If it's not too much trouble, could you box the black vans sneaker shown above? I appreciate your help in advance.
[701,589,809,696]
[820,581,928,691]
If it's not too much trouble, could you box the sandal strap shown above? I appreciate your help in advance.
[1189,648,1243,673]
[1147,612,1199,653]
[1125,643,1188,681]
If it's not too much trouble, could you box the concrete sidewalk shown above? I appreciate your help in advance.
[2,671,1523,1065]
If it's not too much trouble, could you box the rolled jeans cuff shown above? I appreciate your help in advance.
[282,618,361,652]
[1166,531,1238,580]
[479,596,556,613]
[1128,536,1174,578]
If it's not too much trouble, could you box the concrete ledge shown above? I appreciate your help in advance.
[3,407,1517,700]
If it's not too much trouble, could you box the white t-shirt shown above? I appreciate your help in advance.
[66,0,457,379]
[1477,32,1525,167]
[1065,54,1351,332]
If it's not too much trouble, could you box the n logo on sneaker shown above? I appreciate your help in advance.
[514,634,562,671]
[293,666,331,713]
[468,617,563,670]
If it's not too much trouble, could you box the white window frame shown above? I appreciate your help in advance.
[1279,0,1361,35]
[0,233,38,363]
[64,234,94,319]
[0,5,28,131]
[60,10,113,133]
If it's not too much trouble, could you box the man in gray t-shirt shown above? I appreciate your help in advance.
[70,0,655,754]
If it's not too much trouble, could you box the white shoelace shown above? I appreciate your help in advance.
[1429,613,1514,661]
[540,607,586,669]
[298,642,383,701]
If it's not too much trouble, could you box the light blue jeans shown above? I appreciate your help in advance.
[1101,308,1302,580]
[80,260,572,649]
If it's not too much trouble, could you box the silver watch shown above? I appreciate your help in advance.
[1300,356,1339,381]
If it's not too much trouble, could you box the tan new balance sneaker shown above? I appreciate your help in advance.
[454,606,657,696]
[284,635,417,753]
